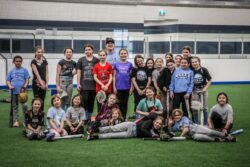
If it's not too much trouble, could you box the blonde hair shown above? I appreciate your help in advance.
[108,108,124,125]
[171,109,183,118]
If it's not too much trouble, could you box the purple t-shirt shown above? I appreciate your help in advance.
[114,61,133,90]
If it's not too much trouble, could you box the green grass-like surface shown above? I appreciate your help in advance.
[0,85,249,167]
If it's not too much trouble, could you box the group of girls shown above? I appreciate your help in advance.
[6,41,235,142]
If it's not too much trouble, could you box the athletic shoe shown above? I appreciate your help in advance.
[160,134,171,141]
[43,129,49,135]
[87,133,98,141]
[46,132,55,142]
[225,135,237,142]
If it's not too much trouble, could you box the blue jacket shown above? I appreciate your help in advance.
[169,68,194,95]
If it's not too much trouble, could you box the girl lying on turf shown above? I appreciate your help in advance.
[168,109,236,142]
[87,113,163,140]
[24,98,45,140]
[46,95,68,140]
[65,95,86,135]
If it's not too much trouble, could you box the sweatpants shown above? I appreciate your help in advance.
[192,90,209,125]
[98,122,137,139]
[189,124,225,142]
[11,94,28,121]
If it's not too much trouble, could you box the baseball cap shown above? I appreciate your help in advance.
[105,37,115,44]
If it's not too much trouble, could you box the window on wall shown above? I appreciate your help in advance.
[196,42,218,54]
[171,41,194,54]
[131,41,144,54]
[149,42,170,54]
[44,39,71,53]
[12,39,35,53]
[220,42,242,54]
[74,40,100,54]
[0,39,10,53]
[243,42,250,54]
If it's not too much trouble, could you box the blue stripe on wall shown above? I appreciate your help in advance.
[1,81,250,89]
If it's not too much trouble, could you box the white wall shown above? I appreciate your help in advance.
[1,58,250,87]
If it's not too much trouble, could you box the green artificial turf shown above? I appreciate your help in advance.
[0,85,249,167]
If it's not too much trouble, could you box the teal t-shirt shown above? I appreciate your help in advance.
[136,98,163,119]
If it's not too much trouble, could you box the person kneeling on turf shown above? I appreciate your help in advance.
[24,98,45,140]
[168,109,236,142]
[87,113,163,140]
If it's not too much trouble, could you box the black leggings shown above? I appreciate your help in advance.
[172,92,191,119]
[133,91,145,113]
[211,112,233,133]
[80,89,96,113]
[117,90,130,119]
[32,82,46,111]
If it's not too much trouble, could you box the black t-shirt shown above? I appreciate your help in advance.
[76,56,99,90]
[157,67,175,92]
[31,58,48,83]
[132,67,151,89]
[25,110,44,129]
[193,67,212,88]
[58,59,76,77]
[136,119,160,138]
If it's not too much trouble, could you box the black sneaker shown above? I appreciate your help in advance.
[160,134,171,141]
[225,136,237,142]
[46,132,55,142]
[87,133,98,141]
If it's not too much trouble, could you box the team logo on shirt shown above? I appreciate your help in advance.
[194,73,204,85]
[137,70,147,81]
[176,73,190,79]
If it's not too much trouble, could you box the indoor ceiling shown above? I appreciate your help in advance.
[21,0,250,8]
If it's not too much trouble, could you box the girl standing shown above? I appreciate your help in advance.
[24,98,45,140]
[76,44,99,122]
[6,55,30,127]
[191,56,212,125]
[169,58,194,118]
[31,46,48,111]
[93,50,113,110]
[56,47,76,111]
[131,55,151,116]
[113,49,133,119]
[174,54,182,68]
[146,58,155,88]
[65,95,86,135]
